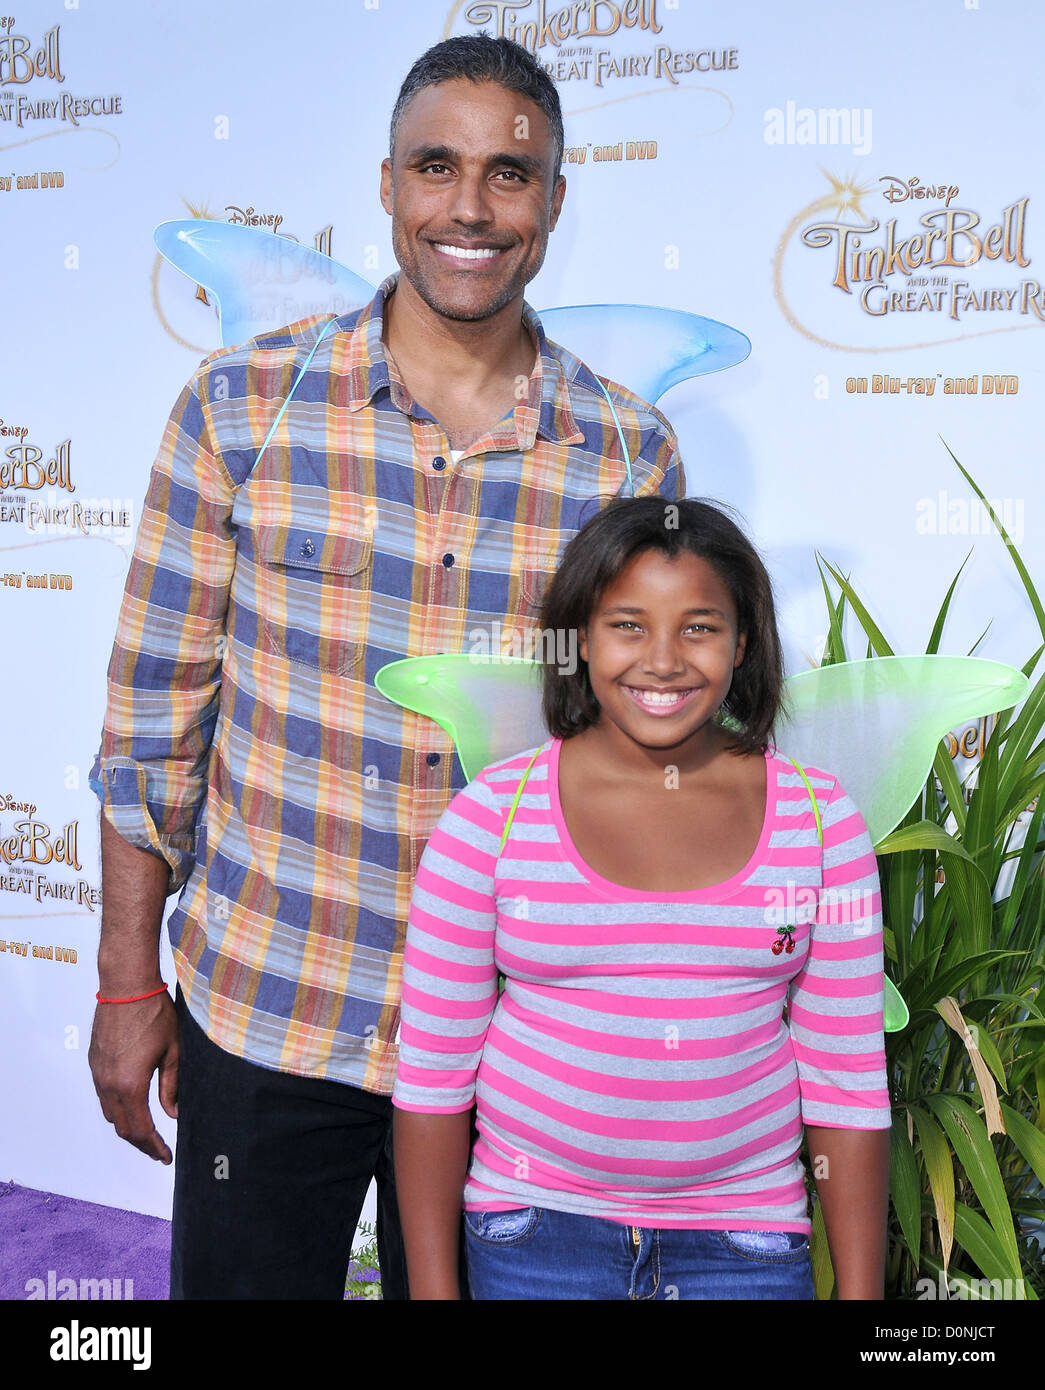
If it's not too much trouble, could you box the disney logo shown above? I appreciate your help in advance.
[225,205,284,232]
[880,175,959,208]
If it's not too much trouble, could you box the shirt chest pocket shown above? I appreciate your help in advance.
[518,494,618,615]
[519,556,558,617]
[252,522,373,676]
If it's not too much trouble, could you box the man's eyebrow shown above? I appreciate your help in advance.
[404,144,545,178]
[491,150,545,178]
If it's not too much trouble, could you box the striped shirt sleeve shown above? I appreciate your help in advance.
[89,363,237,891]
[392,774,507,1114]
[787,778,892,1129]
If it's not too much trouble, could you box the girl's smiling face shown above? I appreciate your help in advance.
[578,547,747,759]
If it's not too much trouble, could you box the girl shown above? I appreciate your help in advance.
[392,497,891,1300]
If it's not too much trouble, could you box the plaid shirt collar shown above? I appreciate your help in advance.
[335,273,585,451]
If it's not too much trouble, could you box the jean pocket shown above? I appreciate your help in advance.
[717,1229,810,1263]
[463,1207,542,1246]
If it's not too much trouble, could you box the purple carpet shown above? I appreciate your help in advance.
[1,1181,381,1299]
[0,1181,170,1301]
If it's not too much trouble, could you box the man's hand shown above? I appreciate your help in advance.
[90,812,177,1161]
[89,989,179,1164]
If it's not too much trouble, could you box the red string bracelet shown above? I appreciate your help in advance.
[96,984,169,1004]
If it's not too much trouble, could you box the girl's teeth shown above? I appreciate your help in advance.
[629,688,689,705]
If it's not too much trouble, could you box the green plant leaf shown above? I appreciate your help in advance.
[994,767,1045,846]
[817,557,894,657]
[923,1095,1022,1277]
[965,713,1002,872]
[927,880,992,977]
[814,457,1045,1300]
[909,1104,955,1272]
[919,1250,1032,1299]
[934,854,995,965]
[933,745,968,837]
[998,1103,1045,1188]
[902,951,1025,1017]
[966,1020,1009,1094]
[998,794,1045,938]
[942,441,1045,642]
[997,669,1045,810]
[976,991,1045,1023]
[926,551,974,656]
[814,554,849,667]
[875,821,980,859]
[967,620,994,656]
[890,1115,922,1267]
[951,1202,1033,1293]
[810,1195,835,1301]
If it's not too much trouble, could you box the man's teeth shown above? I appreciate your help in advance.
[434,243,501,260]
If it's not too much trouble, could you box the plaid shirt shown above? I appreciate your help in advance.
[91,274,686,1092]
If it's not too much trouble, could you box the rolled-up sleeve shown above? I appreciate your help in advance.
[90,364,237,893]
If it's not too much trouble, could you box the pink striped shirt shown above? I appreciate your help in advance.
[392,738,891,1231]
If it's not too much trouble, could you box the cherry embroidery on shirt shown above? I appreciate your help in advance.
[772,925,797,956]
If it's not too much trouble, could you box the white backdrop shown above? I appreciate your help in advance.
[1,0,1041,1219]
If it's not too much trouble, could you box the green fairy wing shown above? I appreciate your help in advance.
[376,652,1029,1035]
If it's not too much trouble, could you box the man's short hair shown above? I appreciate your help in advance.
[389,34,564,181]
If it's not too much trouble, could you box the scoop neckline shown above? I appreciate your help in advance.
[546,736,777,901]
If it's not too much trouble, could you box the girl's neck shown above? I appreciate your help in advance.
[569,717,739,782]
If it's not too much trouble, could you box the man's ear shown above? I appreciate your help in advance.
[379,158,393,215]
[548,173,566,231]
[734,631,747,669]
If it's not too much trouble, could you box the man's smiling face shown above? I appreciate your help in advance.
[380,78,566,323]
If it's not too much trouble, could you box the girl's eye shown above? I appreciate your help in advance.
[610,621,715,634]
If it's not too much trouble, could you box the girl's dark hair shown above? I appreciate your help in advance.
[540,497,784,755]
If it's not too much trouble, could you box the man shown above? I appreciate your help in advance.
[88,33,686,1300]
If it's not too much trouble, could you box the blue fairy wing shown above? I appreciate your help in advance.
[537,304,751,402]
[154,219,376,347]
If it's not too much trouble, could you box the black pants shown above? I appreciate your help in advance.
[170,986,407,1300]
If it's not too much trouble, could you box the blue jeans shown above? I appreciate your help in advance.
[464,1205,814,1301]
